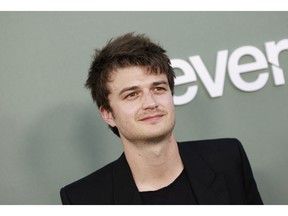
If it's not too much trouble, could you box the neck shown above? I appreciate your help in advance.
[122,134,184,191]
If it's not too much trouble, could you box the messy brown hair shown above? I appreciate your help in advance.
[85,32,175,136]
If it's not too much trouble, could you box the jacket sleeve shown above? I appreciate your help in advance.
[235,139,263,204]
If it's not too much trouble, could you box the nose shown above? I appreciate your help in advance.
[141,91,158,110]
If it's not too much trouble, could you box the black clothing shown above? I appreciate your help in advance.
[60,138,263,204]
[140,169,197,204]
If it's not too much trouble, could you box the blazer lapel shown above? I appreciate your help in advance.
[179,142,230,204]
[112,154,142,204]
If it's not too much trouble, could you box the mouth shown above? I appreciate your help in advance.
[139,114,164,122]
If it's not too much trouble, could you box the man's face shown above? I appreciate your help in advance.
[100,66,176,143]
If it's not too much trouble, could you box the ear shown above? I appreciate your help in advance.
[99,106,116,127]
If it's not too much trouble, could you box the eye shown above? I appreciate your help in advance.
[125,92,138,100]
[153,86,166,93]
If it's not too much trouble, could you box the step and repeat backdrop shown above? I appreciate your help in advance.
[0,12,287,204]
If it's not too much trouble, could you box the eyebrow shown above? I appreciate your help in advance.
[118,80,168,96]
[119,86,140,96]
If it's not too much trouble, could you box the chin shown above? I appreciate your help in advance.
[141,129,173,143]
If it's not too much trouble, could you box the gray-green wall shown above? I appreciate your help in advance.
[1,12,287,204]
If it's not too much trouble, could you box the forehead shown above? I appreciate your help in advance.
[108,66,168,89]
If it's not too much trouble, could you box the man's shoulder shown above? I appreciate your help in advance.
[178,137,242,152]
[178,138,243,169]
[64,161,114,189]
[60,159,117,204]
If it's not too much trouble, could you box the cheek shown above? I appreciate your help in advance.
[161,95,175,108]
[114,105,137,122]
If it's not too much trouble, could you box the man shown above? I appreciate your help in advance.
[60,33,263,204]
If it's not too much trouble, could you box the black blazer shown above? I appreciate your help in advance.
[60,138,263,204]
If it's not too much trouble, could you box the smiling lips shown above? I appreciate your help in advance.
[139,114,164,122]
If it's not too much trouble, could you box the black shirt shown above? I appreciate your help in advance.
[139,169,197,205]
